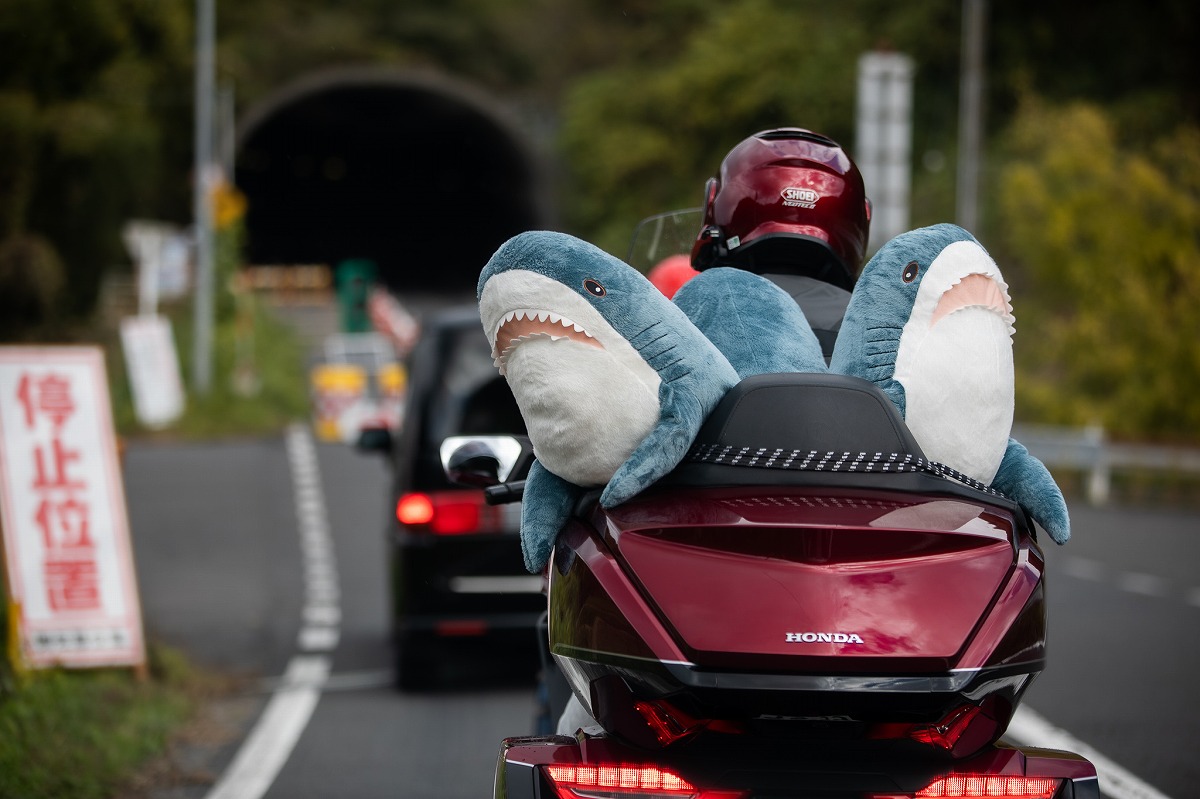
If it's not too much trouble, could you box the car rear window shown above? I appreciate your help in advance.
[412,323,526,489]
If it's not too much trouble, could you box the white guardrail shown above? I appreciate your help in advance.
[1011,424,1200,505]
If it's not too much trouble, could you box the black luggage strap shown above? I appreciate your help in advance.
[685,443,1006,498]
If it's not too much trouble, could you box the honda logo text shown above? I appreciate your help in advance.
[785,632,864,644]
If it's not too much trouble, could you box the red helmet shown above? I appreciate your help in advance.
[691,128,871,290]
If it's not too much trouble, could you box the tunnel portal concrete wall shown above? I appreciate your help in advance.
[236,66,551,296]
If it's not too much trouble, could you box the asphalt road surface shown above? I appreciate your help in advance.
[124,430,1199,799]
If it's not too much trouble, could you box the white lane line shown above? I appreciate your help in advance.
[205,656,330,799]
[1062,557,1199,608]
[1007,706,1175,799]
[1062,556,1108,582]
[204,424,340,799]
[298,626,340,652]
[1115,571,1169,598]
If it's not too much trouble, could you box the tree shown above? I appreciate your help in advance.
[996,99,1200,441]
[0,0,192,330]
[559,0,868,255]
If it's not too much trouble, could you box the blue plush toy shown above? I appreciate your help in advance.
[478,231,739,572]
[670,224,1069,544]
[830,223,1070,544]
[672,268,828,378]
[480,225,1069,568]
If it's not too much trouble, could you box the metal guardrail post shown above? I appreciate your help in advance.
[1014,422,1200,507]
[1084,425,1110,506]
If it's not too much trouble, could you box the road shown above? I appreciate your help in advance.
[1015,501,1200,797]
[124,431,1200,799]
[126,431,539,799]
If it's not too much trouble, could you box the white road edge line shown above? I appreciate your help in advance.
[1007,706,1175,799]
[203,424,339,799]
[204,656,329,799]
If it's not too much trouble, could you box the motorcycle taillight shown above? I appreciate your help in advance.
[870,698,1004,759]
[870,774,1062,799]
[542,764,746,799]
[633,699,744,747]
[396,490,514,535]
[915,775,1061,798]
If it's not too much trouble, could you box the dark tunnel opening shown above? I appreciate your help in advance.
[236,77,546,296]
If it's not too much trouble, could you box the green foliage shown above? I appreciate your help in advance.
[0,0,192,321]
[559,0,868,254]
[996,99,1200,441]
[218,0,715,102]
[0,644,195,799]
[0,235,66,340]
[2,0,1198,446]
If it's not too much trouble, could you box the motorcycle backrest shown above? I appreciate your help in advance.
[663,372,960,493]
[696,372,922,455]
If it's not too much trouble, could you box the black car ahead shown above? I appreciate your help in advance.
[361,304,542,689]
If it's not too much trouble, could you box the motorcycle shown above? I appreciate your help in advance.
[443,213,1100,799]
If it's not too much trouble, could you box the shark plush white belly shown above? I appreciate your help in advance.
[892,239,1015,485]
[478,231,739,572]
[487,277,663,487]
[832,223,1069,544]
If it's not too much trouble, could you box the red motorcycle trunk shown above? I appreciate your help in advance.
[608,488,1021,668]
[549,484,1046,747]
[546,374,1048,753]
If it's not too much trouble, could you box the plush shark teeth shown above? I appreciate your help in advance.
[931,273,1016,335]
[491,309,601,375]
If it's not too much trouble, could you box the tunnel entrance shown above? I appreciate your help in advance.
[236,69,547,295]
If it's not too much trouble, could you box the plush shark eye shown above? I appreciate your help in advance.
[902,261,920,283]
[583,278,606,297]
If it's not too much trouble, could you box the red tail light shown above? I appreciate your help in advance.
[634,700,743,747]
[396,490,513,535]
[914,775,1060,798]
[396,493,435,525]
[907,704,988,752]
[870,699,1003,759]
[543,764,746,799]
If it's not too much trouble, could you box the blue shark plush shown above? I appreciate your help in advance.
[672,267,828,378]
[830,223,1069,544]
[478,231,740,572]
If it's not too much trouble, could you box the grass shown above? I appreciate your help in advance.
[0,283,314,798]
[0,643,208,799]
[106,293,313,441]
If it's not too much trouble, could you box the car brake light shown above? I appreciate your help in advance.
[396,493,435,525]
[914,775,1060,798]
[434,619,487,636]
[543,764,746,799]
[396,490,505,535]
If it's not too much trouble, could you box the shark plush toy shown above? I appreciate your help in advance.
[829,223,1070,544]
[672,267,828,378]
[478,230,739,572]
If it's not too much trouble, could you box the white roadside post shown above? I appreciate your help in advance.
[856,51,915,254]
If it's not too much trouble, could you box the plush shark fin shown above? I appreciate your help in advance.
[991,438,1071,544]
[519,460,582,573]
